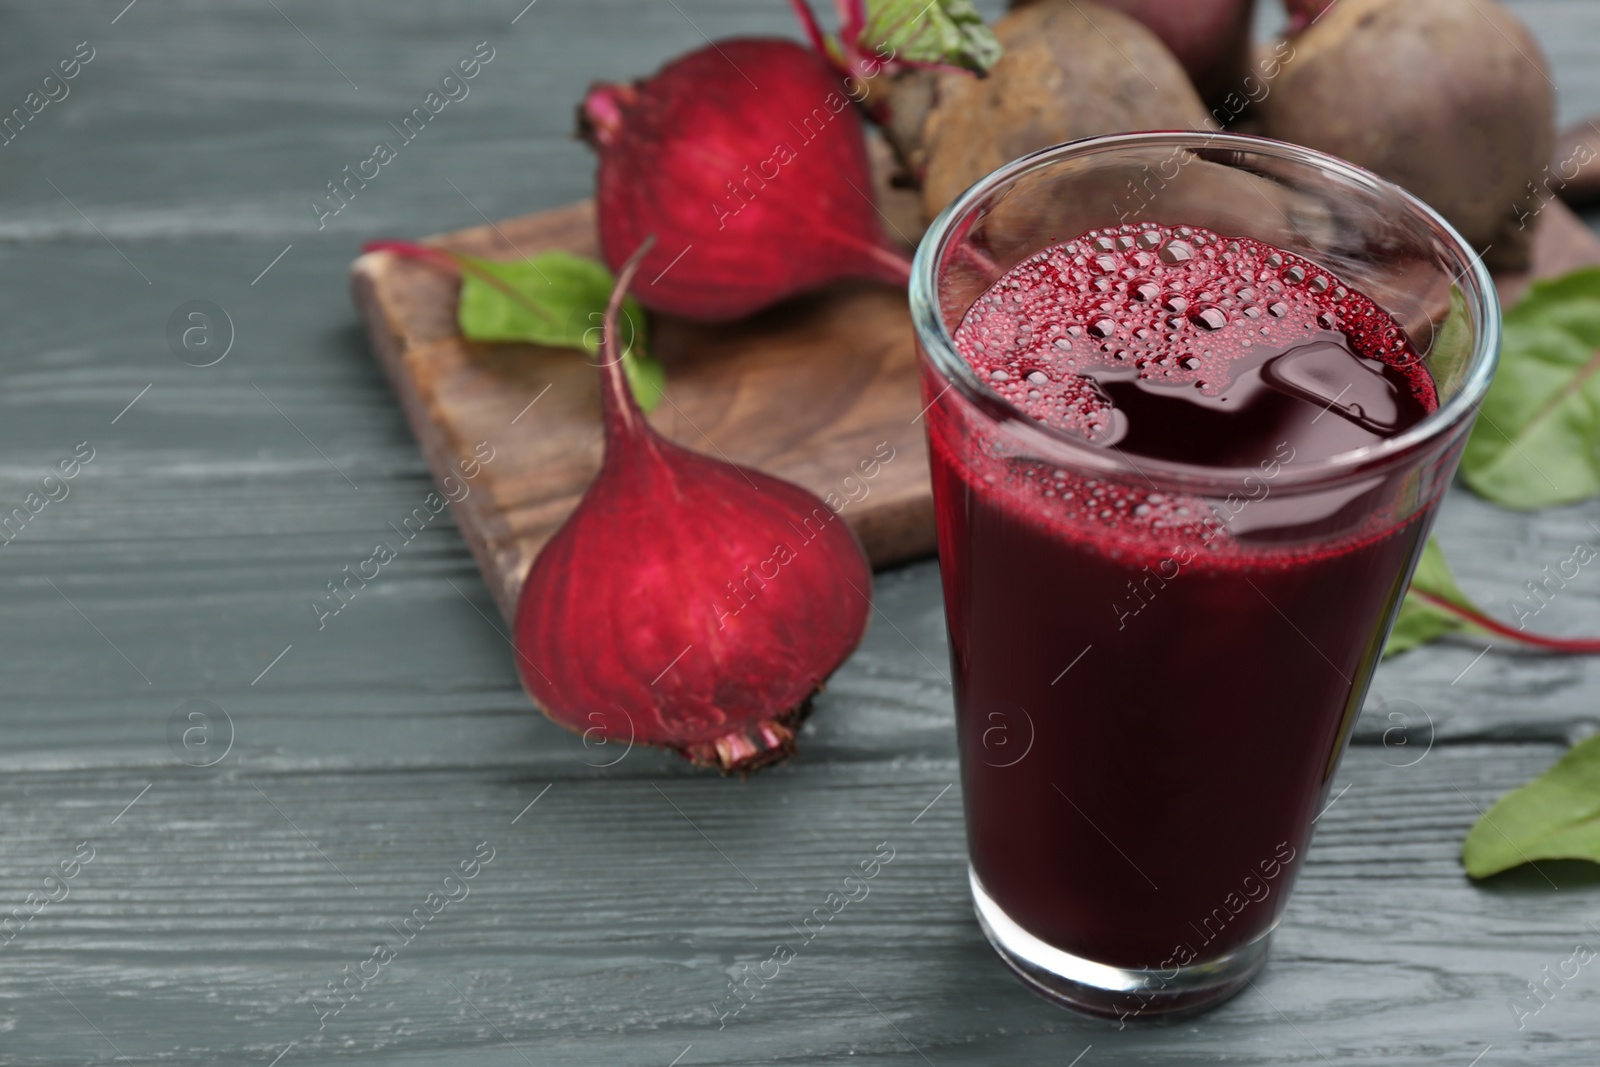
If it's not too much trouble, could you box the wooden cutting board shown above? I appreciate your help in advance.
[350,196,1600,623]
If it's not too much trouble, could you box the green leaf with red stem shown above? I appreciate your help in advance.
[789,0,1002,78]
[456,253,665,412]
[1384,537,1491,657]
[857,0,1001,74]
[364,242,664,411]
[1386,536,1600,657]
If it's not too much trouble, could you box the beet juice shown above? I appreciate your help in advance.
[926,222,1448,1015]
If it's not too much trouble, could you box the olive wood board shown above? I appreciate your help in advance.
[350,197,1600,623]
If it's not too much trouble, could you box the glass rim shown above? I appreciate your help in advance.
[909,131,1502,493]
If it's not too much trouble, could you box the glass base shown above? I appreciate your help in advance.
[970,867,1270,1023]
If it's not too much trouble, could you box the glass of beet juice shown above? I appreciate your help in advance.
[910,133,1500,1020]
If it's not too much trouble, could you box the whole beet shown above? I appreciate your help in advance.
[581,38,910,321]
[918,0,1212,220]
[1011,0,1257,109]
[512,244,874,772]
[1257,0,1554,270]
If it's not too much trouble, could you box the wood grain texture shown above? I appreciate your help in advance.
[1,0,1599,1064]
[5,716,1600,1067]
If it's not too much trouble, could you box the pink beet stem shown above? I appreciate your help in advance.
[836,0,867,46]
[788,0,832,58]
[599,237,658,445]
[364,238,557,326]
[866,242,915,285]
[1412,590,1600,654]
[362,238,460,273]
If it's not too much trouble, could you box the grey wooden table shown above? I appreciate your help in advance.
[4,1,1600,1064]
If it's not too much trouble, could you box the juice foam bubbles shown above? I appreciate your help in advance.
[942,223,1440,570]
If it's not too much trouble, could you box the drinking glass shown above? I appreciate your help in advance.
[909,132,1500,1020]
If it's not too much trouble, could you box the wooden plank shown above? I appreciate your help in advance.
[5,742,1598,1065]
